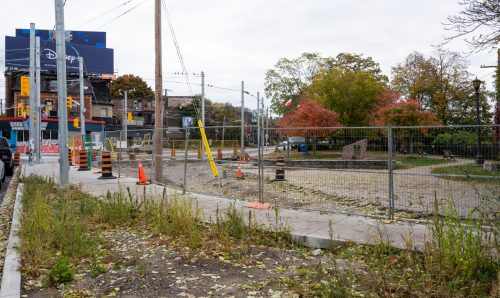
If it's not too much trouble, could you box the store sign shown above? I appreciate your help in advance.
[10,121,48,130]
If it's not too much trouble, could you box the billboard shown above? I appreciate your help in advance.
[5,36,114,74]
[15,29,106,48]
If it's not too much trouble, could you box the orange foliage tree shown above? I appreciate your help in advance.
[373,99,441,154]
[276,101,341,154]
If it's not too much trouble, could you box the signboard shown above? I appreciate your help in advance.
[15,29,106,48]
[182,116,195,128]
[20,76,30,96]
[5,36,114,74]
[10,121,48,130]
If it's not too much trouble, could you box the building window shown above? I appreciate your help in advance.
[101,108,108,117]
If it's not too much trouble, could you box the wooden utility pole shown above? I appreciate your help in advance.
[154,0,164,183]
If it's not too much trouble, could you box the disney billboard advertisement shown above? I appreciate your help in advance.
[5,36,114,74]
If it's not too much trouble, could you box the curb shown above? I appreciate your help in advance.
[0,183,23,298]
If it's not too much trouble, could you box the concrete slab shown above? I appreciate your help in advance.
[21,159,431,250]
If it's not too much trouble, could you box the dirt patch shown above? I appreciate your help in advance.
[24,228,337,297]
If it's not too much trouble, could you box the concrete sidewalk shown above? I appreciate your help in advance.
[21,157,430,250]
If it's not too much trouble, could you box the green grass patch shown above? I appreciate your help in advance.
[431,163,500,185]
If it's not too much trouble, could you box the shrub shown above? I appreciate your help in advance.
[47,257,74,285]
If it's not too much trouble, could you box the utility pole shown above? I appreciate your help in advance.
[35,36,41,163]
[55,0,69,184]
[123,90,127,148]
[240,81,244,158]
[164,89,168,130]
[201,71,205,159]
[154,0,164,183]
[29,23,35,160]
[79,57,86,142]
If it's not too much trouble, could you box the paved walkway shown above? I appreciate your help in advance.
[21,156,430,250]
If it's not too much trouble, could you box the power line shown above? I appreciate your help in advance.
[72,0,135,28]
[161,0,193,97]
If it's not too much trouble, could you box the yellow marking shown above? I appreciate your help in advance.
[198,119,219,177]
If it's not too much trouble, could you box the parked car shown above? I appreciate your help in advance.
[280,136,306,151]
[0,137,14,176]
[0,159,4,187]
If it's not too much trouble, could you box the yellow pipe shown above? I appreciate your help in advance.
[198,119,219,177]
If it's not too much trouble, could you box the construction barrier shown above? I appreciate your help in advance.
[78,150,90,171]
[244,153,250,162]
[68,149,73,166]
[197,147,202,159]
[274,156,285,181]
[171,147,176,160]
[99,151,116,179]
[136,160,150,185]
[217,148,222,160]
[13,152,20,166]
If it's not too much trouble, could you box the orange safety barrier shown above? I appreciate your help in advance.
[217,148,222,160]
[68,149,73,166]
[13,152,20,166]
[78,150,90,171]
[99,151,116,179]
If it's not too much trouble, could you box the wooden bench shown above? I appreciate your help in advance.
[442,150,458,160]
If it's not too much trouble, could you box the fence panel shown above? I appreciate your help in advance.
[101,124,499,219]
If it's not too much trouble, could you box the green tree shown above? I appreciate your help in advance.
[390,51,440,111]
[110,74,154,98]
[264,53,327,115]
[307,67,385,126]
[325,53,388,84]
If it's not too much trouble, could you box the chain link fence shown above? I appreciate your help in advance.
[100,124,499,219]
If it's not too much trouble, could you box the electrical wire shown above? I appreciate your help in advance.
[161,0,197,117]
[72,0,135,28]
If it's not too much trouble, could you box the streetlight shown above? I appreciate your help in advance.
[472,77,484,165]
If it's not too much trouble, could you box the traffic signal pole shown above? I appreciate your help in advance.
[55,0,69,185]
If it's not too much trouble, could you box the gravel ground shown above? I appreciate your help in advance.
[114,157,499,218]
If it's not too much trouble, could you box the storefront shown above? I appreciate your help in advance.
[0,117,105,153]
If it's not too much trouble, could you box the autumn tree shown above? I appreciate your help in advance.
[325,53,388,84]
[443,0,500,52]
[390,49,493,125]
[276,101,340,155]
[111,74,154,98]
[264,53,327,115]
[390,51,440,111]
[373,99,441,154]
[307,66,386,126]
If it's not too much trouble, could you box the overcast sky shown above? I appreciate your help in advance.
[0,0,497,110]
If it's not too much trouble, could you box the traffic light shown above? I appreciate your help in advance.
[25,104,30,116]
[73,118,79,128]
[17,103,24,117]
[67,96,73,109]
[127,112,132,122]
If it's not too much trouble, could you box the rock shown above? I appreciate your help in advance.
[312,249,322,256]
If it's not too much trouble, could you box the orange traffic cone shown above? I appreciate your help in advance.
[136,161,150,185]
[235,165,244,179]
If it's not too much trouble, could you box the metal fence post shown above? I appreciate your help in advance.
[388,126,394,219]
[117,131,122,178]
[183,127,189,194]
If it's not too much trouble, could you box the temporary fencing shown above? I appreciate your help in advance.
[103,124,499,219]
